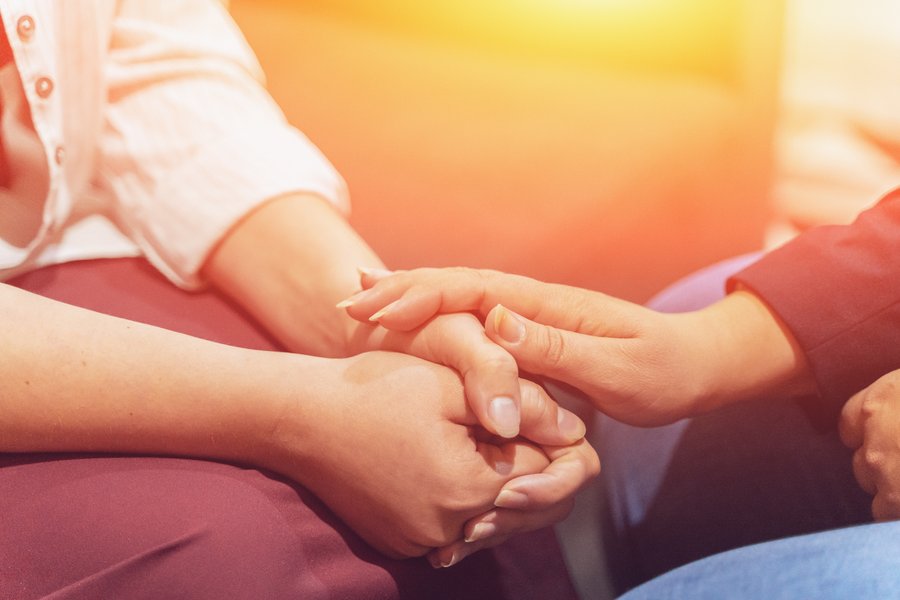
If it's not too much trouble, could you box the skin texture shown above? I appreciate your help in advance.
[203,194,600,562]
[841,369,900,521]
[339,266,818,507]
[342,266,815,424]
[0,280,594,559]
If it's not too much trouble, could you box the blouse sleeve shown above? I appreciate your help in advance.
[729,187,900,421]
[95,0,349,288]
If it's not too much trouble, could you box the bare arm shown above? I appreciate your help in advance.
[341,267,816,425]
[201,193,598,563]
[0,281,292,459]
[0,281,587,558]
[200,193,380,358]
[202,193,584,443]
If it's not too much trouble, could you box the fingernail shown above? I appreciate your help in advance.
[493,459,513,476]
[427,554,443,569]
[357,266,393,279]
[558,408,586,440]
[369,307,390,322]
[441,552,461,568]
[335,290,368,309]
[489,396,520,438]
[368,299,402,322]
[466,522,498,543]
[494,489,529,509]
[493,305,525,344]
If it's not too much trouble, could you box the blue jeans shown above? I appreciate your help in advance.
[620,521,900,599]
[597,254,872,595]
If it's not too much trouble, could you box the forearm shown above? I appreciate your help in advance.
[687,289,817,412]
[0,282,316,463]
[202,193,384,357]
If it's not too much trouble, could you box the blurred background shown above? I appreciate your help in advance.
[229,1,900,303]
[228,1,900,596]
[229,0,782,303]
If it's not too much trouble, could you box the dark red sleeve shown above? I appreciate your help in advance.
[729,187,900,419]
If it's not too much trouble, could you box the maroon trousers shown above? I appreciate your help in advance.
[0,259,577,600]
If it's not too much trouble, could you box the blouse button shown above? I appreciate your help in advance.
[16,15,35,41]
[54,146,65,166]
[35,76,53,99]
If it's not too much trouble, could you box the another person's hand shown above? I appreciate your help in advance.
[255,350,599,561]
[341,267,813,426]
[350,309,586,441]
[428,435,598,568]
[840,369,900,520]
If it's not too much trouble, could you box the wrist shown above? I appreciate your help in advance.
[691,290,815,412]
[243,351,338,481]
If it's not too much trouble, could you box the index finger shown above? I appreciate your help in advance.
[349,267,641,337]
[435,315,586,444]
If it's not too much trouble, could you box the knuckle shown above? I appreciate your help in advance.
[861,396,884,418]
[864,448,885,469]
[520,380,551,418]
[480,348,517,372]
[465,351,517,383]
[448,266,478,283]
[540,327,568,368]
[851,451,872,489]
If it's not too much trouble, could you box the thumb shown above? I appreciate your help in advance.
[517,379,586,445]
[486,304,601,392]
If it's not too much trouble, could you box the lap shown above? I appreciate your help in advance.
[597,254,871,594]
[621,521,900,600]
[2,259,577,600]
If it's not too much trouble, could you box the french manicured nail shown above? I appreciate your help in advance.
[335,290,368,309]
[489,396,520,438]
[558,408,586,440]
[357,266,393,279]
[493,305,525,344]
[368,299,401,322]
[441,552,461,568]
[494,489,529,509]
[466,522,498,543]
[428,554,443,569]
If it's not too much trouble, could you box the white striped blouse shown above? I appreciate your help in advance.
[0,0,348,288]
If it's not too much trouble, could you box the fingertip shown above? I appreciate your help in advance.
[368,299,399,323]
[428,543,469,568]
[557,407,587,441]
[487,304,526,345]
[465,521,499,544]
[335,289,369,310]
[357,266,393,287]
[488,395,521,438]
[494,488,530,509]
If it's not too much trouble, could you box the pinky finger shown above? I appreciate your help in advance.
[428,502,574,568]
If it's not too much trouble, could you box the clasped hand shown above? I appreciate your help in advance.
[338,266,702,565]
[841,369,900,520]
[338,270,608,566]
[262,351,597,567]
[341,266,721,427]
